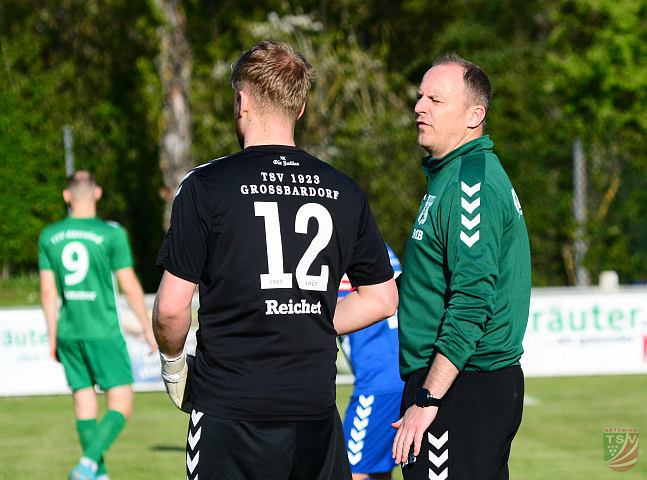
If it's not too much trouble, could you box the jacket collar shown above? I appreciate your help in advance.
[421,135,494,173]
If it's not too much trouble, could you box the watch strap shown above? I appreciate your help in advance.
[415,388,443,407]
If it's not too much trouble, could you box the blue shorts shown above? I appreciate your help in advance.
[342,391,401,474]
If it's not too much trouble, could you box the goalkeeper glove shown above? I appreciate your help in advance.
[160,351,194,413]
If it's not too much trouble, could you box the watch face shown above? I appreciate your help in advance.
[415,388,442,407]
[415,389,430,406]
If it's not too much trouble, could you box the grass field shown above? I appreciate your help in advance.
[1,375,646,479]
[0,274,40,307]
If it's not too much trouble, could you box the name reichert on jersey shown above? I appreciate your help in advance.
[265,298,323,315]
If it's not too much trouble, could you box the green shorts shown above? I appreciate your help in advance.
[57,336,133,392]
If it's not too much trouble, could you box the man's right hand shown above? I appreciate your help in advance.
[160,352,194,413]
[49,339,59,362]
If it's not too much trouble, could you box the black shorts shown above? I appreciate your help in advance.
[185,408,352,480]
[400,366,524,480]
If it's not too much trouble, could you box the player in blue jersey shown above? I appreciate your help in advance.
[339,245,403,480]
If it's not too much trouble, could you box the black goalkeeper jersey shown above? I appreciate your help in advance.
[157,145,393,420]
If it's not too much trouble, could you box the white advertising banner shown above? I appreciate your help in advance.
[0,307,169,396]
[522,288,647,376]
[2,288,647,396]
[0,308,69,395]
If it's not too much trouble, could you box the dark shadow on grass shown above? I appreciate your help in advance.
[151,445,185,452]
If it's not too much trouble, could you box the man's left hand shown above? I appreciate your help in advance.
[144,330,158,353]
[391,405,438,465]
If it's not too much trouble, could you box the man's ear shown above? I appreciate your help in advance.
[467,105,486,129]
[296,103,306,121]
[94,186,103,201]
[63,189,71,204]
[237,90,251,118]
[234,91,241,118]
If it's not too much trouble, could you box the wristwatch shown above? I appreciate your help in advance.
[414,388,443,407]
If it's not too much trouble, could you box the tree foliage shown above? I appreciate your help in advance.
[1,0,645,287]
[546,0,647,283]
[0,0,164,287]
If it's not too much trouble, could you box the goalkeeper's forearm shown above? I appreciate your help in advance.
[152,291,191,358]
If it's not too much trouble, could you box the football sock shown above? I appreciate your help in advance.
[83,410,126,464]
[75,418,107,475]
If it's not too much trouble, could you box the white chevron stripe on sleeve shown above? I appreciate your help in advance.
[461,197,480,214]
[461,213,480,230]
[461,181,481,197]
[358,395,375,407]
[460,231,480,247]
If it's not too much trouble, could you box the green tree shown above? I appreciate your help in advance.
[2,0,645,289]
[0,0,165,288]
[546,0,647,283]
[376,0,575,284]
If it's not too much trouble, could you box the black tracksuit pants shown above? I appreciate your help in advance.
[400,366,524,480]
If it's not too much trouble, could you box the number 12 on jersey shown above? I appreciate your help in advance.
[254,201,333,292]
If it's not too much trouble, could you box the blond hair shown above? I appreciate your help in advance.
[231,40,314,119]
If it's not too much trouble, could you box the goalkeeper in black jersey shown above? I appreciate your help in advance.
[153,40,398,480]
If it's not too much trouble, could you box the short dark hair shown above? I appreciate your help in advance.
[66,170,97,188]
[65,170,98,201]
[433,53,491,114]
[231,40,314,119]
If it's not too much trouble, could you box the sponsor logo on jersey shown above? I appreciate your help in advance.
[64,290,97,301]
[273,155,300,167]
[265,298,322,315]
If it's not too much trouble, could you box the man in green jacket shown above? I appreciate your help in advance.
[392,54,531,480]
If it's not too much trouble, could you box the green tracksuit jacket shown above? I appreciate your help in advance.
[398,135,531,377]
